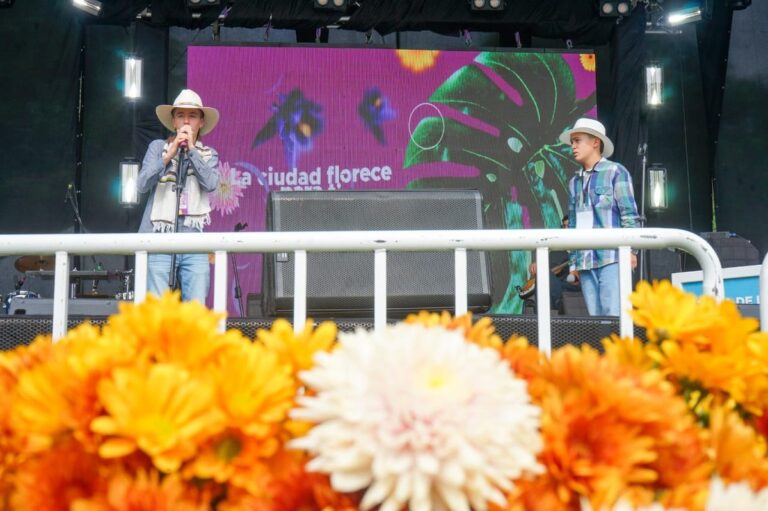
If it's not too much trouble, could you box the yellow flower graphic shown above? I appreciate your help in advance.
[396,49,440,73]
[580,53,596,72]
[92,364,225,472]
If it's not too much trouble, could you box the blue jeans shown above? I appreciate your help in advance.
[147,253,210,304]
[579,262,620,316]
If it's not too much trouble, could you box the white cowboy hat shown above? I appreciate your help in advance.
[559,117,614,159]
[155,89,220,136]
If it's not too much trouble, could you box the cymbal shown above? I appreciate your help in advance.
[15,255,54,273]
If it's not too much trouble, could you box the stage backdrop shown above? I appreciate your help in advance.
[188,46,597,315]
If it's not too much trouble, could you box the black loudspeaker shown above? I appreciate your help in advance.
[685,232,760,270]
[262,190,492,318]
[0,315,647,353]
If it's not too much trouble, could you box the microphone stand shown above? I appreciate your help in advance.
[168,149,190,290]
[231,222,248,316]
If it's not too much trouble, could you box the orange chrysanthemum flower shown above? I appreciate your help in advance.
[405,310,504,349]
[105,291,235,370]
[498,336,550,399]
[631,280,757,347]
[211,342,295,434]
[217,451,361,511]
[91,364,225,472]
[709,405,768,490]
[10,323,136,452]
[580,53,596,72]
[601,335,656,372]
[396,49,440,73]
[256,318,336,375]
[527,345,710,509]
[11,436,105,511]
[71,469,209,511]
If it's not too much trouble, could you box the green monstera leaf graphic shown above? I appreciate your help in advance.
[404,52,594,313]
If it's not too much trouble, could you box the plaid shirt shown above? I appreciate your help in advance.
[567,158,639,271]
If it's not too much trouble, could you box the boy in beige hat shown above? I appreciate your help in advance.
[137,89,220,304]
[560,117,639,316]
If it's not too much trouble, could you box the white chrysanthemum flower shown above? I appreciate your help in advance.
[706,477,768,510]
[290,323,543,511]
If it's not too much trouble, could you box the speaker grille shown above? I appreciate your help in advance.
[0,316,646,353]
[264,190,492,317]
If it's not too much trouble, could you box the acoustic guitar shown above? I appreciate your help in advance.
[516,261,571,299]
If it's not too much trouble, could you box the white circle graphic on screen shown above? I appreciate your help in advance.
[408,103,446,152]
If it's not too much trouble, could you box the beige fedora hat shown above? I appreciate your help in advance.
[559,117,614,159]
[155,89,220,136]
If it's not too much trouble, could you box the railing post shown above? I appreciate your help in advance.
[454,248,468,316]
[293,250,307,333]
[761,253,768,333]
[374,249,387,331]
[52,251,70,342]
[618,246,633,339]
[134,251,148,303]
[535,247,551,356]
[213,250,228,332]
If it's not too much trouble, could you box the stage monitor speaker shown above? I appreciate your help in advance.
[262,190,492,318]
[685,232,760,270]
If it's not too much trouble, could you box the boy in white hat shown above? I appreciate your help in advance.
[560,117,639,316]
[137,89,221,304]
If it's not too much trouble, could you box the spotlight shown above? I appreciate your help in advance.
[124,57,143,100]
[648,166,668,211]
[617,0,631,15]
[599,0,633,17]
[187,0,220,7]
[666,6,702,25]
[469,0,506,10]
[72,0,102,16]
[120,158,140,207]
[645,64,663,107]
[314,0,348,11]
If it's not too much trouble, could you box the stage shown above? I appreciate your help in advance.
[0,312,646,352]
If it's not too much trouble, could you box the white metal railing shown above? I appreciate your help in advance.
[762,252,768,332]
[0,228,724,353]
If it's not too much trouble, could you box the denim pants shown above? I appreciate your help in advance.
[147,253,210,304]
[579,262,620,316]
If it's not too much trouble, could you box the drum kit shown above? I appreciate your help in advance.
[2,255,134,314]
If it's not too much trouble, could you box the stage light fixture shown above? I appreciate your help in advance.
[123,56,143,100]
[314,0,348,11]
[648,166,668,211]
[599,0,632,17]
[666,6,702,25]
[120,159,140,207]
[645,64,663,107]
[72,0,102,16]
[469,0,506,10]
